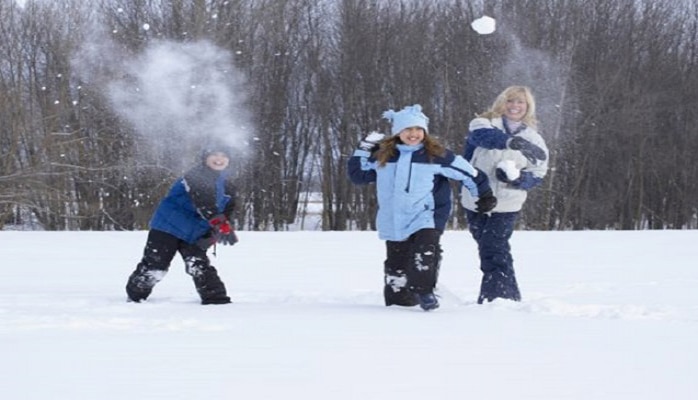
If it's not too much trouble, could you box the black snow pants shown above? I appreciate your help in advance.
[383,228,442,306]
[126,229,230,304]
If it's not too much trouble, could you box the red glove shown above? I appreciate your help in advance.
[209,214,232,234]
[208,214,238,246]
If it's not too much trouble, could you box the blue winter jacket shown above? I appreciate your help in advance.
[348,143,488,241]
[149,164,235,244]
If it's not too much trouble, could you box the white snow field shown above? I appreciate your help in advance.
[1,229,696,399]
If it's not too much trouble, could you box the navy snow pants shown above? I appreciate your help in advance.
[466,210,521,303]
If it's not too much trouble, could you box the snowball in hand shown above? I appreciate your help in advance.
[471,16,496,35]
[497,160,520,181]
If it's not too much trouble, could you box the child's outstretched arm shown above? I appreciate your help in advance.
[347,133,382,185]
[438,151,478,183]
[439,152,497,213]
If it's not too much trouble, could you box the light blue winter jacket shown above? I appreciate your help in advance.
[348,143,488,241]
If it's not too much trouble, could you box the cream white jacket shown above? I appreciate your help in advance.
[461,117,548,213]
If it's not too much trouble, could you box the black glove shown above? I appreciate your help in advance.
[496,167,522,185]
[475,189,497,213]
[217,230,238,246]
[508,136,546,163]
[495,167,510,183]
[208,214,238,246]
[358,131,386,152]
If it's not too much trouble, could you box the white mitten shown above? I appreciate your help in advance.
[358,131,386,152]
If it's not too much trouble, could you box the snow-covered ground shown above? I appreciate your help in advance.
[1,230,696,399]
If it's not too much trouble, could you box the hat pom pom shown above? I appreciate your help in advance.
[382,109,396,121]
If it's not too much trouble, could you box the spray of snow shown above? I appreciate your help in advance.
[106,40,251,152]
[499,36,574,139]
[72,31,252,171]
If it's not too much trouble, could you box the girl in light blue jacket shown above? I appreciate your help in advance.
[348,105,496,311]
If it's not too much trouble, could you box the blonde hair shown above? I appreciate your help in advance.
[479,86,538,128]
[375,134,445,166]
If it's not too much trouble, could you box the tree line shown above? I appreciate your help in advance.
[1,0,696,231]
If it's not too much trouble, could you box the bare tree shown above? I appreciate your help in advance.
[1,0,697,231]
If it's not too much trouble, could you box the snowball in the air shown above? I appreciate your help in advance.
[471,16,496,35]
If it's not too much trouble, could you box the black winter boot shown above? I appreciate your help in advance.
[126,266,167,302]
[384,284,419,307]
[201,296,232,305]
[193,268,231,305]
[384,267,418,307]
[415,292,440,311]
[183,253,231,305]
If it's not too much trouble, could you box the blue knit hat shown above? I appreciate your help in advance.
[382,104,429,136]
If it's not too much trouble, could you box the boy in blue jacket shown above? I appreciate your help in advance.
[126,141,238,304]
[348,105,497,311]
